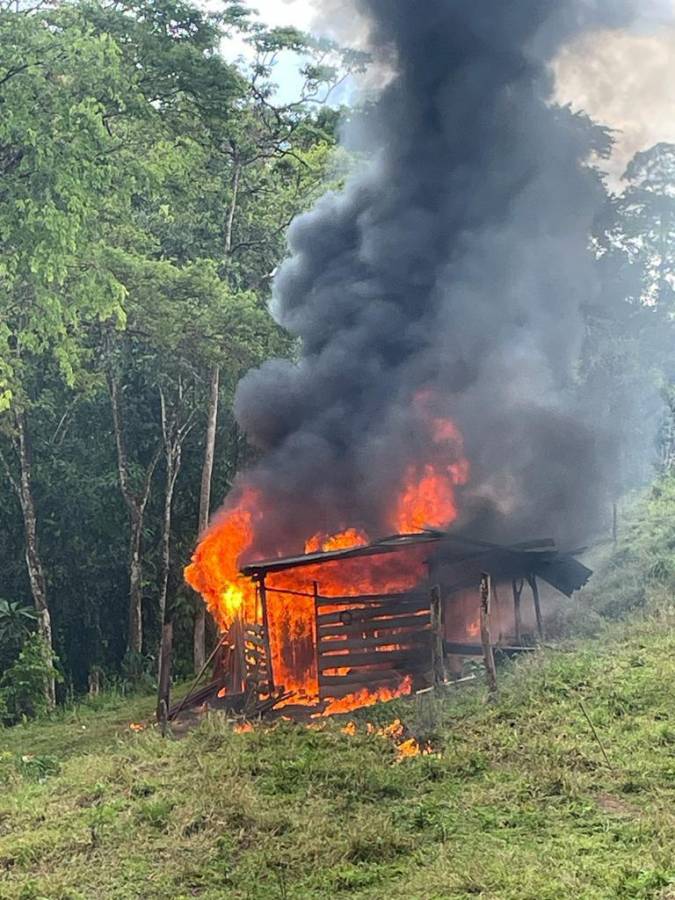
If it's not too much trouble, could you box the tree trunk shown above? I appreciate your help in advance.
[157,385,193,710]
[108,370,160,659]
[1,411,56,707]
[192,157,241,672]
[194,365,219,672]
[128,510,144,655]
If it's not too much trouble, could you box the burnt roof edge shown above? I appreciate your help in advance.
[240,531,566,579]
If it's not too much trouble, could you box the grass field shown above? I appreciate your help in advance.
[1,611,674,899]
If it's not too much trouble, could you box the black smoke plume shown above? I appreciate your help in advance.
[233,0,664,552]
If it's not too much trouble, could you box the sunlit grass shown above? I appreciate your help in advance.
[0,618,673,899]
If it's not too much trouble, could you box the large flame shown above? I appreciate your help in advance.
[184,486,261,632]
[393,397,470,533]
[185,406,470,715]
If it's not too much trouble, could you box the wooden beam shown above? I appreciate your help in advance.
[258,576,275,695]
[444,642,535,657]
[528,574,544,641]
[168,632,228,721]
[512,578,524,645]
[318,647,425,673]
[430,585,446,687]
[319,631,431,653]
[480,573,499,702]
[314,589,425,608]
[317,614,431,638]
[319,668,403,687]
[317,603,429,627]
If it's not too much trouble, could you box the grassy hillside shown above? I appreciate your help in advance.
[1,613,674,900]
[3,481,675,900]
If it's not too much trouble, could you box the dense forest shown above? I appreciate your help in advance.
[1,0,674,719]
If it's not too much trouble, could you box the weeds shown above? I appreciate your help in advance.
[1,483,675,897]
[0,617,672,899]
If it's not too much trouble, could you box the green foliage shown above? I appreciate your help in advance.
[0,598,38,668]
[0,634,62,725]
[0,0,346,687]
[578,475,675,624]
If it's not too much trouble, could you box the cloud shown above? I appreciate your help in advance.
[554,22,675,187]
[249,0,316,30]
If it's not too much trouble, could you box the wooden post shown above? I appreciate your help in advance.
[512,578,524,645]
[313,581,321,696]
[480,573,499,701]
[229,616,246,695]
[430,585,446,687]
[528,574,544,641]
[258,576,275,695]
[612,501,618,547]
[156,620,173,729]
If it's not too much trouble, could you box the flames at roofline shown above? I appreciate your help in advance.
[184,406,471,714]
[184,397,593,718]
[185,400,469,631]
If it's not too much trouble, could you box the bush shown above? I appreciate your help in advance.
[0,633,61,725]
[577,476,675,626]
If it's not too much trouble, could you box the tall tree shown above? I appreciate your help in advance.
[0,0,345,696]
[0,3,130,701]
[612,143,675,310]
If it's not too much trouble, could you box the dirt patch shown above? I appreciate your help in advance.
[596,793,640,818]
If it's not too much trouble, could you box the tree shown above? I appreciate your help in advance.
[0,3,131,703]
[611,143,675,310]
[584,142,675,495]
[0,0,344,696]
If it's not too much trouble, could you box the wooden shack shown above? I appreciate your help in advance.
[215,531,594,715]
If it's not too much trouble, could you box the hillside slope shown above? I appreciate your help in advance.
[1,616,674,900]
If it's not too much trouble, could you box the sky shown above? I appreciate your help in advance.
[247,0,316,30]
[234,0,675,189]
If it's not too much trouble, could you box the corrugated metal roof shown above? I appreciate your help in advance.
[240,531,591,597]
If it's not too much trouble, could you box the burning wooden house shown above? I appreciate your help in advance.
[183,529,591,719]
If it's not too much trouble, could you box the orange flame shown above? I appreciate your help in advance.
[233,722,254,734]
[322,675,413,717]
[184,403,471,717]
[305,528,369,554]
[184,486,261,632]
[467,617,481,639]
[394,461,468,533]
[393,401,470,534]
[344,717,438,760]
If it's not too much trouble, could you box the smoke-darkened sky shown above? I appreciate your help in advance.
[230,0,674,553]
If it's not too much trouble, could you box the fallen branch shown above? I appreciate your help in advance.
[579,699,614,771]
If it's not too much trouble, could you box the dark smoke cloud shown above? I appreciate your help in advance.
[234,0,664,551]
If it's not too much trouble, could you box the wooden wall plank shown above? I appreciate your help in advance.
[314,590,425,608]
[319,631,431,653]
[318,614,430,637]
[318,647,426,673]
[317,604,429,627]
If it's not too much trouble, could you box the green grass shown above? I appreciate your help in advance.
[1,615,674,899]
[4,471,675,900]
